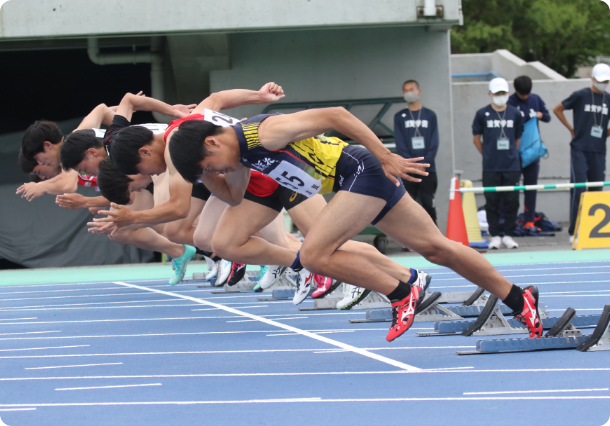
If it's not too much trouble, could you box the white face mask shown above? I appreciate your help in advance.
[492,94,509,107]
[403,92,420,103]
[594,82,608,92]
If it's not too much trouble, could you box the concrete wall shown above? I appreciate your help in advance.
[210,26,455,232]
[452,78,610,222]
[0,0,461,39]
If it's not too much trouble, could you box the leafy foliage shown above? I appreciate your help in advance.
[451,0,610,77]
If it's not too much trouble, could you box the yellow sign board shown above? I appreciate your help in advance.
[573,192,610,250]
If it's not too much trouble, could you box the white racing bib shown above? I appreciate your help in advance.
[93,128,106,138]
[267,161,323,197]
[497,138,509,150]
[204,109,240,127]
[136,123,169,135]
[412,136,425,150]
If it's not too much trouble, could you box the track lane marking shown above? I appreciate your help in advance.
[113,281,420,372]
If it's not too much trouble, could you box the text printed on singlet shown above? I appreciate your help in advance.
[267,161,322,197]
[203,109,240,127]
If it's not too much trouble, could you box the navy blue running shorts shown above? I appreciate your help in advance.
[333,145,406,225]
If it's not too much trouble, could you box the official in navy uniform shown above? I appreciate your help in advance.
[394,80,439,224]
[554,63,610,241]
[473,78,524,250]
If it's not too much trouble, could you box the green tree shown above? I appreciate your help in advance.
[452,0,610,77]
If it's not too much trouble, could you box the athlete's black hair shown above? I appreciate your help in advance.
[402,79,420,89]
[21,120,63,160]
[109,126,154,175]
[168,120,218,184]
[97,157,132,205]
[514,75,533,95]
[18,148,37,174]
[60,131,104,171]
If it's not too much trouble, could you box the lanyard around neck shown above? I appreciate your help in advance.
[408,107,423,137]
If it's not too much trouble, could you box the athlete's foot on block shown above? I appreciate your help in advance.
[227,263,247,286]
[216,260,232,286]
[513,286,543,338]
[413,270,432,292]
[336,284,371,310]
[169,245,197,286]
[386,285,424,342]
[311,275,333,299]
[260,265,286,290]
[205,260,220,281]
[293,269,313,305]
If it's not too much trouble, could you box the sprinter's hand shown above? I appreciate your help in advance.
[93,203,136,230]
[259,82,285,103]
[379,154,429,185]
[56,193,87,210]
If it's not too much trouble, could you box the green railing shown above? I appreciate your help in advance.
[261,97,406,144]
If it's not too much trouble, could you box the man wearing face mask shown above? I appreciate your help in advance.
[473,78,524,249]
[394,80,439,224]
[553,63,610,242]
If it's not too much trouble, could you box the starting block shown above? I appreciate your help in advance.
[457,305,610,355]
[181,272,217,287]
[257,273,302,300]
[211,271,261,294]
[298,281,344,311]
[349,287,491,324]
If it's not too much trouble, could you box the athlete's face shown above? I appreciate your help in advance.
[127,174,153,193]
[136,140,167,176]
[34,141,61,168]
[75,148,106,176]
[197,136,240,176]
[31,165,60,180]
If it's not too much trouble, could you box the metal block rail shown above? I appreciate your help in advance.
[181,272,216,287]
[299,281,344,311]
[458,305,610,355]
[349,288,489,324]
[257,273,301,301]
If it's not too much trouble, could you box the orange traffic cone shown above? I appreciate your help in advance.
[446,177,469,246]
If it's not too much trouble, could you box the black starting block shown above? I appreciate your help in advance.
[457,305,610,355]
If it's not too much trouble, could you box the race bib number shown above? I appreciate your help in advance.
[412,136,425,150]
[136,123,169,135]
[267,161,322,197]
[204,109,240,127]
[93,128,106,138]
[497,138,509,150]
[591,125,604,138]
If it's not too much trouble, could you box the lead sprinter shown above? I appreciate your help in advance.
[168,107,543,342]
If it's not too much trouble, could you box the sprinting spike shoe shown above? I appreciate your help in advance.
[260,265,287,290]
[336,284,371,310]
[413,270,432,292]
[293,269,314,305]
[227,263,247,286]
[253,265,268,292]
[216,260,232,286]
[311,275,333,299]
[386,285,424,342]
[205,259,219,281]
[169,245,197,286]
[513,286,543,338]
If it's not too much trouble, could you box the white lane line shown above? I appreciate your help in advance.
[0,408,36,411]
[464,388,608,395]
[56,383,161,391]
[228,317,303,323]
[0,318,37,321]
[0,328,386,342]
[0,298,183,309]
[424,367,475,371]
[0,287,131,295]
[431,265,610,276]
[0,331,60,336]
[0,292,160,302]
[267,331,355,337]
[0,315,242,326]
[0,304,200,313]
[8,395,610,407]
[113,281,420,372]
[26,363,123,370]
[432,280,610,290]
[0,345,89,352]
[0,345,472,360]
[5,365,610,382]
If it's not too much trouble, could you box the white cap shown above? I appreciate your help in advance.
[592,63,610,82]
[489,78,509,94]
